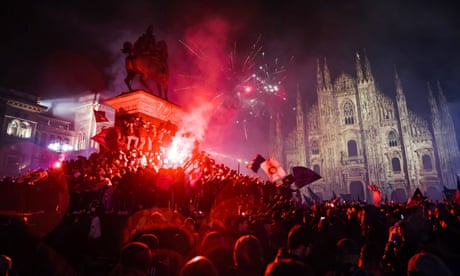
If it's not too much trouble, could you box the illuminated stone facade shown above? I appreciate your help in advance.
[284,54,460,202]
[0,88,74,176]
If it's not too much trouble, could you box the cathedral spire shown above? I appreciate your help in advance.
[316,58,324,89]
[364,49,373,81]
[437,80,455,131]
[295,84,307,167]
[324,57,332,88]
[394,65,404,98]
[427,82,440,126]
[437,80,448,107]
[296,84,302,112]
[355,51,364,81]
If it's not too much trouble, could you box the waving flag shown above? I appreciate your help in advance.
[246,154,266,173]
[261,157,286,182]
[454,175,460,204]
[292,166,322,188]
[368,182,382,207]
[407,187,426,208]
[91,127,121,151]
[94,109,109,123]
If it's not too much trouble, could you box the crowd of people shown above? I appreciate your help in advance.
[1,138,460,275]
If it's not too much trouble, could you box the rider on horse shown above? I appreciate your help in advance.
[122,25,169,100]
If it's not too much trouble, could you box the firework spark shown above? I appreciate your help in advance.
[177,35,292,118]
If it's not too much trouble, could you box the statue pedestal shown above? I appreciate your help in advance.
[104,90,184,127]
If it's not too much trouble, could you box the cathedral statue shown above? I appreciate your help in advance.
[122,25,169,100]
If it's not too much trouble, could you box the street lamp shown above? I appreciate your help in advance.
[237,159,241,174]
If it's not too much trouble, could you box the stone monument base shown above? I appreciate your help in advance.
[104,90,184,128]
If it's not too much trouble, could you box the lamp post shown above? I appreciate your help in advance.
[237,159,241,174]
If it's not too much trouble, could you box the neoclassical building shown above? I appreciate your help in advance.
[0,88,114,177]
[283,53,460,202]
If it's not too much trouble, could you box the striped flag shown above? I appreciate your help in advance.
[246,154,266,173]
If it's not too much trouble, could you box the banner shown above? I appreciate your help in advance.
[91,127,120,151]
[94,109,109,123]
[261,157,286,182]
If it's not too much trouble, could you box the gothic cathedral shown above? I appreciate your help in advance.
[284,52,460,203]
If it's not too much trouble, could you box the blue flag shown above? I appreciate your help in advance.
[292,166,322,188]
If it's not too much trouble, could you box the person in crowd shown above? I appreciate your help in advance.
[199,231,234,276]
[407,251,453,276]
[264,258,315,276]
[109,242,152,276]
[125,119,139,151]
[87,202,103,259]
[137,119,148,151]
[0,255,12,276]
[358,242,391,276]
[325,238,369,275]
[179,256,219,276]
[275,224,314,270]
[232,234,265,276]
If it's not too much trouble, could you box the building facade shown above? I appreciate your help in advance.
[284,53,460,202]
[0,88,114,177]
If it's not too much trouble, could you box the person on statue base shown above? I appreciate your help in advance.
[145,122,154,152]
[137,119,148,151]
[125,119,139,151]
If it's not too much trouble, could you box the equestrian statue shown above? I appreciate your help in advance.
[122,25,169,100]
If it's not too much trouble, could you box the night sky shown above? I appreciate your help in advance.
[1,0,459,167]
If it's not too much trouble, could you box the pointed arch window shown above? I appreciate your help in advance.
[311,140,320,155]
[347,140,358,157]
[389,131,398,147]
[422,155,433,171]
[344,102,355,125]
[392,157,401,172]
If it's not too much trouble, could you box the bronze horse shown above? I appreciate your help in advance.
[122,40,169,100]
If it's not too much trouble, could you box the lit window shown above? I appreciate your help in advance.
[19,121,32,138]
[7,120,19,136]
[6,119,32,138]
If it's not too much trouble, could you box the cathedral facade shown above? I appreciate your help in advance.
[284,53,460,203]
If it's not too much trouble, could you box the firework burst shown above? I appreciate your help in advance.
[177,35,293,119]
[226,35,294,118]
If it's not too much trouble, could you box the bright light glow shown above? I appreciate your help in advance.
[48,142,73,152]
[244,86,252,93]
[165,132,195,168]
[53,161,62,169]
